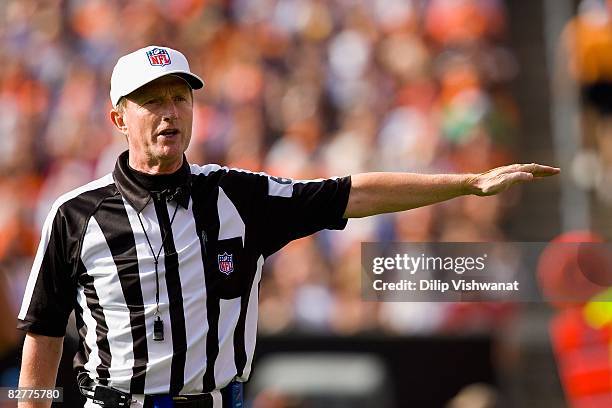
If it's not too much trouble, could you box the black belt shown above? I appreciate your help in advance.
[143,393,211,408]
[78,374,242,408]
[142,384,240,408]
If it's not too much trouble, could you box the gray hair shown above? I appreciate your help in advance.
[115,97,127,113]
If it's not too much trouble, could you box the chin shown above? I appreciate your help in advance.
[153,138,188,159]
[155,147,183,162]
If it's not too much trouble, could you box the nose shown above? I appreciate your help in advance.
[161,99,179,121]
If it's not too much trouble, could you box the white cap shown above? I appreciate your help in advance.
[110,45,204,107]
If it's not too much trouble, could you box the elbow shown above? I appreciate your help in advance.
[344,190,370,218]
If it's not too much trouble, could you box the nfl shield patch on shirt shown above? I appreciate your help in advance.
[218,252,234,275]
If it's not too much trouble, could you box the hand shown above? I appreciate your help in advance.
[465,163,560,196]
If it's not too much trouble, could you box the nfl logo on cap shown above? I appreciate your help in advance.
[147,48,171,66]
[218,253,234,275]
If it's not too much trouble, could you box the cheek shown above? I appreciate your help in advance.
[126,113,157,143]
[135,113,159,132]
[180,106,193,123]
[183,114,193,138]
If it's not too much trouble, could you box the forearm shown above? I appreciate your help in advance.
[344,172,473,218]
[18,333,63,408]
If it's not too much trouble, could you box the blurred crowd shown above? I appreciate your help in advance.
[563,0,612,202]
[0,0,522,352]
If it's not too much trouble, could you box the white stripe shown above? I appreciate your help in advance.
[190,163,265,177]
[238,255,264,380]
[80,217,134,390]
[292,176,341,183]
[190,163,270,180]
[211,389,222,408]
[130,395,145,407]
[214,297,241,386]
[190,162,338,184]
[84,399,103,408]
[217,187,245,245]
[267,178,292,197]
[18,173,114,320]
[267,177,341,198]
[123,197,174,394]
[190,163,224,176]
[189,164,222,176]
[18,210,54,320]
[78,285,102,381]
[168,199,209,394]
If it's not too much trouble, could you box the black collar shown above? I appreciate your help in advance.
[113,150,191,212]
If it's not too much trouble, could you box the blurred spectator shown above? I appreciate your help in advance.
[562,0,612,201]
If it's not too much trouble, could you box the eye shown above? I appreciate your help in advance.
[144,98,159,106]
[174,95,188,102]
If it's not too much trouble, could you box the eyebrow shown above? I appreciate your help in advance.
[132,86,192,101]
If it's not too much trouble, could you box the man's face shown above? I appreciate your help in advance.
[119,75,193,169]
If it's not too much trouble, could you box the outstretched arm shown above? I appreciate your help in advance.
[344,163,560,218]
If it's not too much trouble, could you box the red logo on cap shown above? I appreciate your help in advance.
[146,48,171,67]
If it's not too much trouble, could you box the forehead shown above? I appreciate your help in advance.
[128,75,192,99]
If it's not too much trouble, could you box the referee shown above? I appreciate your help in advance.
[17,46,559,408]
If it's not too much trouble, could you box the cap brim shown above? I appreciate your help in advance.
[170,72,204,90]
[115,70,205,106]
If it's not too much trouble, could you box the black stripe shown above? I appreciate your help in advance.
[190,180,221,392]
[94,195,148,394]
[78,259,112,385]
[152,197,187,395]
[18,183,115,337]
[202,296,220,392]
[73,301,90,374]
[61,184,116,378]
[233,293,249,378]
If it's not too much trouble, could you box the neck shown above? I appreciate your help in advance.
[128,153,183,175]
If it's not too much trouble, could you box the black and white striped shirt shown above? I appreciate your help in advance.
[17,150,351,398]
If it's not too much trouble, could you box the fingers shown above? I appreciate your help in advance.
[480,172,533,195]
[507,171,534,183]
[488,172,532,193]
[516,163,560,177]
[493,172,533,192]
[472,163,559,196]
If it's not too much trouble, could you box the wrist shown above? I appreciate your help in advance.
[460,173,479,196]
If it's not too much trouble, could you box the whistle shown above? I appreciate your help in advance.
[153,316,164,342]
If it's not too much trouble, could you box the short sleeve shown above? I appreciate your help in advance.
[17,206,76,337]
[244,174,352,257]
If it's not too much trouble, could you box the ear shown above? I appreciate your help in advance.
[110,108,128,136]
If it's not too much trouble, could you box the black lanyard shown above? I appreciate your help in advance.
[136,191,180,342]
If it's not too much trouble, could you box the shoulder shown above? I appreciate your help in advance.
[189,163,269,184]
[189,163,226,176]
[51,173,116,218]
[189,163,265,177]
[36,173,115,238]
[189,164,278,204]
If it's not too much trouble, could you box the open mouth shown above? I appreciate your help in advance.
[157,128,179,137]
